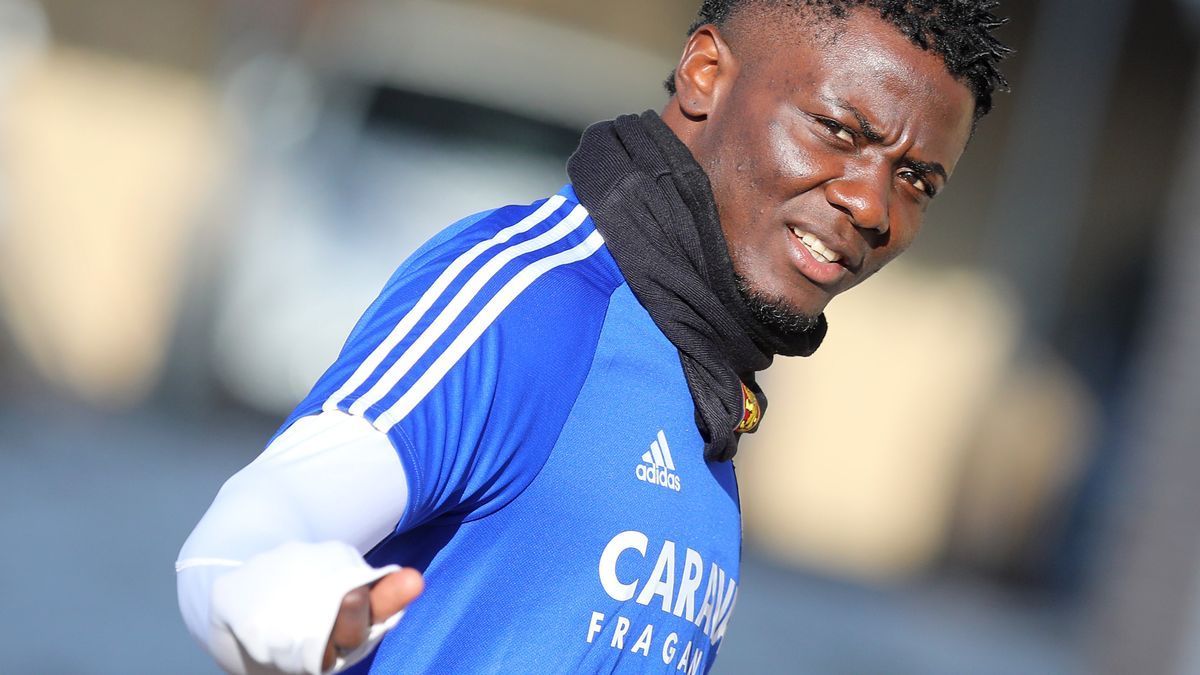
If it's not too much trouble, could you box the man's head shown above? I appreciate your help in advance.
[661,0,1010,332]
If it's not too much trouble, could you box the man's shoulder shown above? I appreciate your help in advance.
[335,188,625,377]
[297,188,625,442]
[384,187,623,315]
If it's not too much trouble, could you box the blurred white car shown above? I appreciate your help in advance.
[206,0,673,413]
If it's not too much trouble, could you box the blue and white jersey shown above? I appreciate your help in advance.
[282,186,742,674]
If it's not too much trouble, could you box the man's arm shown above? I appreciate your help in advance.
[177,411,422,675]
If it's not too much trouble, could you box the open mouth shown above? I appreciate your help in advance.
[787,225,849,286]
[789,227,842,264]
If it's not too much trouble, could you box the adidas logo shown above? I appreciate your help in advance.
[636,430,681,492]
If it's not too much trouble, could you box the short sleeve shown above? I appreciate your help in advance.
[281,194,621,532]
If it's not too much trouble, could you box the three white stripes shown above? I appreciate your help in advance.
[349,207,588,418]
[322,196,566,413]
[374,230,603,432]
[641,430,676,470]
[323,197,602,434]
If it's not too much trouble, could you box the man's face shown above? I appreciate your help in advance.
[686,10,976,320]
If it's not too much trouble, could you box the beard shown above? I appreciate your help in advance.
[734,273,822,336]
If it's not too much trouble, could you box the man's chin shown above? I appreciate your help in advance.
[734,275,823,335]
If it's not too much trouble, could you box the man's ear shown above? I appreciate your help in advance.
[671,25,736,119]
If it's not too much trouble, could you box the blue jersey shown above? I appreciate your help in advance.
[282,187,742,674]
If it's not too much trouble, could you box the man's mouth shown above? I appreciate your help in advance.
[786,224,852,287]
[788,226,842,264]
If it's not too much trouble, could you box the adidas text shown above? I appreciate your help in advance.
[636,463,681,491]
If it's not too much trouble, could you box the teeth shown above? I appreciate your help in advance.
[789,227,841,264]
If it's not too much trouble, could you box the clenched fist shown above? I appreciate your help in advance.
[323,568,425,671]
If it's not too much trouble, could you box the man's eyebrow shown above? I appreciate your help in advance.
[820,95,949,182]
[822,96,884,143]
[901,158,948,182]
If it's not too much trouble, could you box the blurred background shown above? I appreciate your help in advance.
[0,0,1197,672]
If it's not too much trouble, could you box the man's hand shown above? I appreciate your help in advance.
[322,568,425,671]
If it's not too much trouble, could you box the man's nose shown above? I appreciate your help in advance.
[825,168,890,235]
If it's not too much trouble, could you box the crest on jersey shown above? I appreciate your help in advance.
[735,382,761,434]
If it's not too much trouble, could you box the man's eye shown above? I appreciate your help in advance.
[899,169,934,197]
[819,118,855,144]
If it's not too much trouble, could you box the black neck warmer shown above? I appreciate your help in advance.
[567,111,827,462]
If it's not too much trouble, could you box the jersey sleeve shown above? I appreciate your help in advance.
[281,194,620,532]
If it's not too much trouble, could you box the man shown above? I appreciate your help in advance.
[177,1,1009,673]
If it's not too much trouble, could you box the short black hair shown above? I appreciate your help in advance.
[665,0,1011,119]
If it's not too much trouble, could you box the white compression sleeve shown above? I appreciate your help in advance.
[176,411,410,675]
